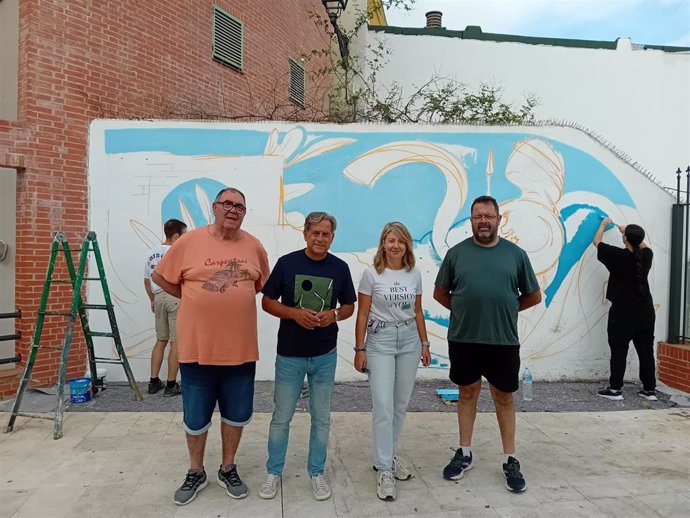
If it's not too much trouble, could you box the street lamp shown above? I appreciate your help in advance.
[321,0,349,67]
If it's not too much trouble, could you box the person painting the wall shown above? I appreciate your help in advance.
[353,221,431,501]
[144,218,187,396]
[593,217,657,401]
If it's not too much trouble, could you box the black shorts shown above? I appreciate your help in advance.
[448,341,521,393]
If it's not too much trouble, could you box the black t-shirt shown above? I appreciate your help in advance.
[262,249,356,357]
[597,242,654,312]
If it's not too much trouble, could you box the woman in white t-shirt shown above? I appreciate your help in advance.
[354,221,431,501]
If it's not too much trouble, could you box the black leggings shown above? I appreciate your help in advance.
[607,305,656,391]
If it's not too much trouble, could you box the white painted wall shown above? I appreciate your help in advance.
[88,120,673,384]
[365,28,690,188]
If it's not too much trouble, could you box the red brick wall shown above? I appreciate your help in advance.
[658,342,690,393]
[0,0,331,397]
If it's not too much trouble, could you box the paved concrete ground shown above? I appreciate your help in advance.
[1,409,689,518]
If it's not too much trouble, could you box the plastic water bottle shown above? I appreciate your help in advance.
[522,367,533,401]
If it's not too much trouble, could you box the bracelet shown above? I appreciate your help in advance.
[421,341,430,348]
[353,346,366,352]
[334,308,339,321]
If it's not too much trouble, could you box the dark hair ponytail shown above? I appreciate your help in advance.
[625,224,646,296]
[631,248,645,296]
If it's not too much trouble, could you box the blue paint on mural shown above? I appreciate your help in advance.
[543,205,615,305]
[104,125,637,316]
[161,178,227,228]
[104,128,269,157]
[424,310,449,328]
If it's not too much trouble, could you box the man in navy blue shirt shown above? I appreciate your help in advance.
[258,211,356,502]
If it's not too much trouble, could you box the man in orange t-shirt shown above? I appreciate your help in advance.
[153,187,270,506]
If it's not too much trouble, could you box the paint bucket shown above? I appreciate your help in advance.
[69,377,92,403]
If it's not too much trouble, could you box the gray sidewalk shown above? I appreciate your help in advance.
[1,409,689,517]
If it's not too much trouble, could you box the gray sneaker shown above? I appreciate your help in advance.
[217,464,248,499]
[311,473,331,501]
[373,455,413,480]
[174,469,208,505]
[258,473,280,499]
[377,470,396,501]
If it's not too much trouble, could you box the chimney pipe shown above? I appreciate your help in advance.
[425,10,442,28]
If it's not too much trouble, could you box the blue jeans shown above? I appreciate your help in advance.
[366,320,421,470]
[266,348,337,477]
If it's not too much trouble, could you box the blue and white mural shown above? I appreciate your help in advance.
[88,121,671,382]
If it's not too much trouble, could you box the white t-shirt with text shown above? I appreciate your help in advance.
[144,243,171,294]
[357,265,422,322]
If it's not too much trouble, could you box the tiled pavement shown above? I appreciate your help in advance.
[1,410,689,517]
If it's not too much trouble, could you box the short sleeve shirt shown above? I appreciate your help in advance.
[261,250,357,357]
[435,237,540,345]
[597,242,653,312]
[144,243,171,294]
[357,266,422,322]
[154,226,270,365]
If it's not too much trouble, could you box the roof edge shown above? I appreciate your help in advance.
[368,24,690,53]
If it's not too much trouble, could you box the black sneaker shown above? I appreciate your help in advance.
[638,389,658,401]
[442,448,474,480]
[503,456,526,493]
[174,469,208,505]
[217,464,248,499]
[148,378,164,395]
[597,387,623,400]
[164,382,182,397]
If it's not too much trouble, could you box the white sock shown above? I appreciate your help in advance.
[460,445,472,457]
[505,453,516,463]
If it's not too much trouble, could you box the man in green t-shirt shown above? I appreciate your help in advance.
[433,195,541,493]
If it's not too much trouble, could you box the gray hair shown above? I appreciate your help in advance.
[214,187,246,203]
[304,211,337,232]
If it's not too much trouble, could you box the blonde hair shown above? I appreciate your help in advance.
[373,222,415,274]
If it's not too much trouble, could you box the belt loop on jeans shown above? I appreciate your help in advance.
[368,317,414,332]
[392,318,414,327]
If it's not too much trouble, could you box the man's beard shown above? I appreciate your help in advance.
[473,225,497,244]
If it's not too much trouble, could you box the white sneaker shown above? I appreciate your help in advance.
[258,473,279,500]
[311,473,331,501]
[377,470,396,501]
[392,456,412,480]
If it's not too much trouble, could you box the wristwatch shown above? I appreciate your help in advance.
[334,308,340,321]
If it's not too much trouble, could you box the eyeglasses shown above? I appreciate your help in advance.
[471,214,497,222]
[215,201,247,214]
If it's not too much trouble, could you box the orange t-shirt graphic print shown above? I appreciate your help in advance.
[202,258,252,293]
[155,226,270,365]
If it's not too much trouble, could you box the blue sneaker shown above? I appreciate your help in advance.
[503,456,527,492]
[442,448,473,480]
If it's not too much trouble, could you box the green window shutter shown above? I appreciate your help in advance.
[289,58,306,107]
[212,5,243,71]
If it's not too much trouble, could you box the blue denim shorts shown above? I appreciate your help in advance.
[179,362,256,435]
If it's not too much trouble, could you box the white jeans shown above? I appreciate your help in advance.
[366,320,421,470]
